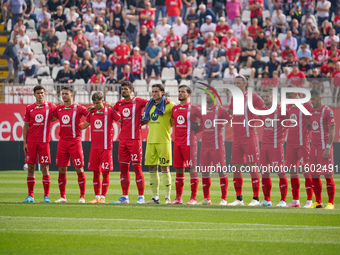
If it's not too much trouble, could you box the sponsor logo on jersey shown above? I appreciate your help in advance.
[177,115,185,125]
[151,112,158,121]
[312,120,319,130]
[122,108,130,117]
[35,114,44,123]
[204,119,212,129]
[62,115,70,124]
[94,119,102,129]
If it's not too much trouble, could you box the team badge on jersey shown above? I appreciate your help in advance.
[151,112,158,121]
[94,120,102,129]
[62,115,70,124]
[177,115,185,125]
[35,114,44,123]
[312,121,319,130]
[122,108,130,117]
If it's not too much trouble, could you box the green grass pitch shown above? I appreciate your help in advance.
[0,171,339,255]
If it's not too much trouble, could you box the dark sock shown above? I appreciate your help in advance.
[237,195,243,201]
[253,196,259,201]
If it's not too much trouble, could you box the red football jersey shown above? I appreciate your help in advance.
[320,64,335,75]
[171,103,201,146]
[229,92,266,139]
[313,48,328,62]
[249,0,263,17]
[114,45,130,64]
[140,9,155,30]
[226,47,241,61]
[130,54,142,74]
[201,105,231,149]
[175,60,192,74]
[113,97,149,140]
[286,102,313,146]
[54,104,87,140]
[310,104,335,149]
[328,49,340,61]
[85,107,120,150]
[165,35,182,48]
[281,49,297,61]
[287,71,306,87]
[221,36,238,49]
[24,101,57,143]
[215,24,230,35]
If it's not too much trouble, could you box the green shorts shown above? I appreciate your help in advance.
[145,143,172,166]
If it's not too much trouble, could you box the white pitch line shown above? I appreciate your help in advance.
[1,216,339,230]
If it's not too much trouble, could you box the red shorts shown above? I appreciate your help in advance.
[56,139,84,167]
[173,142,197,168]
[259,144,285,170]
[118,139,142,163]
[285,144,310,168]
[25,142,51,165]
[200,147,226,171]
[231,136,260,164]
[308,147,334,175]
[88,149,113,171]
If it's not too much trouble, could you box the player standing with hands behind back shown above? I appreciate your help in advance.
[23,85,57,203]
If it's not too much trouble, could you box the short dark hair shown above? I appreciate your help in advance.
[121,80,133,90]
[152,84,165,92]
[33,85,45,93]
[310,89,321,96]
[92,91,104,101]
[179,85,191,94]
[61,86,73,93]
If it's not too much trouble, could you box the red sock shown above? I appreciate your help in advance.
[262,173,272,201]
[120,163,130,196]
[190,172,199,200]
[251,171,260,197]
[312,176,322,204]
[290,173,300,200]
[233,171,243,196]
[326,177,335,204]
[278,173,288,202]
[93,171,101,196]
[133,163,144,196]
[27,176,35,197]
[42,175,51,197]
[202,175,211,200]
[101,171,110,197]
[304,172,313,201]
[219,174,228,200]
[58,173,67,199]
[77,172,86,198]
[175,173,185,199]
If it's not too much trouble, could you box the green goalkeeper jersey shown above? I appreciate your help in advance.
[147,102,175,144]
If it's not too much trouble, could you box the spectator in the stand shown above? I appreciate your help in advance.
[69,53,79,75]
[248,17,261,40]
[79,50,95,83]
[165,0,182,26]
[254,30,267,55]
[312,40,328,67]
[263,17,275,38]
[165,27,181,48]
[14,27,30,45]
[43,28,59,55]
[302,18,317,44]
[23,0,36,23]
[329,43,340,62]
[280,66,290,79]
[320,19,331,38]
[272,9,286,34]
[1,0,8,27]
[200,15,217,40]
[117,65,135,84]
[89,71,106,91]
[251,51,266,78]
[17,40,31,62]
[97,17,107,35]
[104,28,121,56]
[182,0,193,20]
[77,0,91,18]
[173,17,188,39]
[205,58,221,79]
[281,53,296,70]
[46,43,60,66]
[151,27,163,45]
[331,62,340,105]
[125,5,139,46]
[112,17,125,36]
[204,40,220,63]
[56,61,75,94]
[238,30,252,49]
[130,46,143,79]
[175,54,192,81]
[282,45,297,64]
[198,4,216,27]
[53,5,66,32]
[39,14,52,41]
[82,7,95,32]
[156,17,171,38]
[308,68,323,91]
[185,22,199,46]
[167,40,182,67]
[249,0,263,26]
[316,0,331,27]
[301,10,317,27]
[4,36,19,85]
[215,17,229,43]
[89,24,105,57]
[137,25,151,53]
[324,29,339,50]
[265,52,281,77]
[145,38,162,83]
[287,63,306,87]
[334,7,340,34]
[290,19,303,46]
[140,1,155,33]
[239,38,256,69]
[71,17,85,37]
[8,0,26,30]
[281,30,298,51]
[105,70,117,86]
[297,43,312,63]
[12,17,25,38]
[223,41,241,71]
[155,0,166,26]
[159,40,168,68]
[310,30,323,51]
[37,4,51,27]
[74,30,87,57]
[185,41,198,66]
[47,0,61,16]
[137,0,152,13]
[267,34,281,56]
[20,52,41,82]
[204,32,218,48]
[60,37,77,65]
[65,5,79,30]
[225,0,242,27]
[299,57,311,76]
[113,38,130,74]
[289,2,302,23]
[185,7,199,26]
[92,0,106,19]
[97,54,112,77]
[320,59,335,78]
[107,0,125,18]
[223,64,238,78]
[231,17,246,41]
